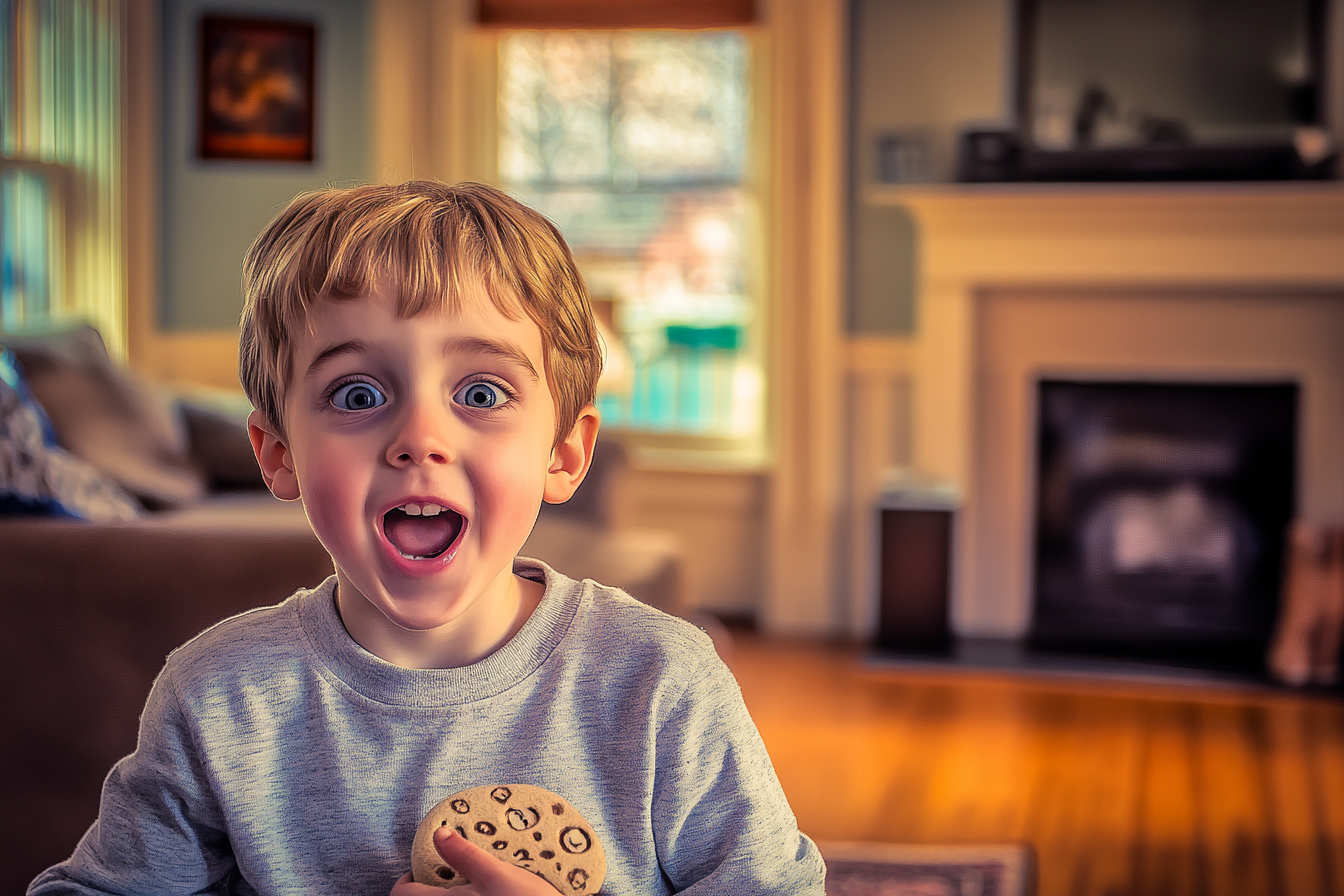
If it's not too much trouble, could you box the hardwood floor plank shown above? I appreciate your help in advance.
[1303,705,1344,896]
[918,687,1032,841]
[1132,701,1205,896]
[1020,693,1144,896]
[1193,703,1277,896]
[1262,703,1332,896]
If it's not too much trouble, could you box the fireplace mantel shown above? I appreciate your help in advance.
[868,182,1344,638]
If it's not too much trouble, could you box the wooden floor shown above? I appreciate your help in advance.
[725,632,1344,896]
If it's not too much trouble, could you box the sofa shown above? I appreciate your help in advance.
[0,326,691,893]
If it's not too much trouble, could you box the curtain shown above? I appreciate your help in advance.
[2,0,124,359]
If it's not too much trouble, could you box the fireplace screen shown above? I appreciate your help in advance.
[1031,380,1296,665]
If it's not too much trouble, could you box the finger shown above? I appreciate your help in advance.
[390,871,448,896]
[433,827,511,887]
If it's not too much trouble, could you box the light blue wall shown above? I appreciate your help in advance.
[160,0,371,330]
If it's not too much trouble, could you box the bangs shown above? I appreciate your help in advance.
[277,190,527,330]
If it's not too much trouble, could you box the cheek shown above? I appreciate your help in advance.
[472,442,551,537]
[296,445,368,540]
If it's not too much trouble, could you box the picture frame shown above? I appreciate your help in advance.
[197,16,315,162]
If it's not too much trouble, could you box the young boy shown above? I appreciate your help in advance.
[30,181,827,895]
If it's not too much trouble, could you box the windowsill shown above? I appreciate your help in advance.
[606,430,770,474]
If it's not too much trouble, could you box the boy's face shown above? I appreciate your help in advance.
[250,281,594,641]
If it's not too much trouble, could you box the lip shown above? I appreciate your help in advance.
[375,495,469,577]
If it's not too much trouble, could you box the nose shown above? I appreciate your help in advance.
[386,393,457,467]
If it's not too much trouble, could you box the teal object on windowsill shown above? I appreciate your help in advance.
[664,324,741,352]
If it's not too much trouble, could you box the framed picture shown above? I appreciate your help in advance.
[197,16,315,162]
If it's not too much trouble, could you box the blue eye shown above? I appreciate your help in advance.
[456,381,509,409]
[330,381,386,411]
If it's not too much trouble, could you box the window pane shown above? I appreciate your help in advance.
[1,167,52,330]
[500,31,747,188]
[499,31,760,443]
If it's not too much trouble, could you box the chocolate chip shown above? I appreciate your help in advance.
[552,803,565,815]
[451,799,470,813]
[568,868,590,891]
[540,850,555,859]
[533,832,543,841]
[475,821,497,836]
[491,786,513,803]
[560,826,591,854]
[436,866,455,881]
[492,840,508,850]
[507,807,540,830]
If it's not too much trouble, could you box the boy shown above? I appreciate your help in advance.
[30,181,827,895]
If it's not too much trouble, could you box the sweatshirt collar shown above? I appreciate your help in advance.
[296,557,578,707]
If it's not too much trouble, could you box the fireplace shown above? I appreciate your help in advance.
[1031,379,1297,669]
[848,186,1344,658]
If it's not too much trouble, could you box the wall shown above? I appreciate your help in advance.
[846,0,1008,340]
[617,469,767,617]
[159,0,372,332]
[850,0,1009,188]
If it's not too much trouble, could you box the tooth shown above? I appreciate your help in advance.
[404,504,422,516]
[423,505,442,516]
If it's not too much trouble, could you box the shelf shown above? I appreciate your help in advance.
[860,180,1344,242]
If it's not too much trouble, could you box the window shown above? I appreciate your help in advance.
[1,162,61,329]
[1,0,123,356]
[497,30,764,459]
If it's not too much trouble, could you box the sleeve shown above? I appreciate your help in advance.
[27,665,239,896]
[649,657,828,895]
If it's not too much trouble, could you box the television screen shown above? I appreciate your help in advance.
[1018,0,1323,151]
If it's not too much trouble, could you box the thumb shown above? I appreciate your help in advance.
[433,827,509,887]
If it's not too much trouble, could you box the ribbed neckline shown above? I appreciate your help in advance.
[295,557,578,708]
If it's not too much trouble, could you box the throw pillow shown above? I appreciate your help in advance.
[179,400,266,491]
[1,347,142,521]
[2,327,207,509]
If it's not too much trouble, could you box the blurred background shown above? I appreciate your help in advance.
[3,1,1344,894]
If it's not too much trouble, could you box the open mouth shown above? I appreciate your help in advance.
[382,502,465,561]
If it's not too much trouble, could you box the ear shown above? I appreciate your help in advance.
[543,404,600,504]
[247,409,301,502]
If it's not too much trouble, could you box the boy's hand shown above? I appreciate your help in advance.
[390,827,560,896]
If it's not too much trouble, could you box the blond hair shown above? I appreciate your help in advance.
[239,181,602,445]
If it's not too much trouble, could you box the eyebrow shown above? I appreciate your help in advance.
[303,339,367,381]
[444,336,540,382]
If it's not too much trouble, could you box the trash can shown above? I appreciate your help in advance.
[875,478,958,653]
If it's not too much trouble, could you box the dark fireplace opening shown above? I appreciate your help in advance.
[1031,379,1297,673]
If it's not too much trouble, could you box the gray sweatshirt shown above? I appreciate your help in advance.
[29,558,826,895]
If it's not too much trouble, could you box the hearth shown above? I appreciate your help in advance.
[1030,380,1297,671]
